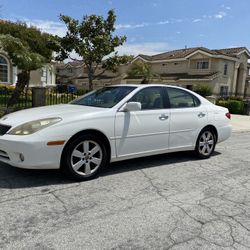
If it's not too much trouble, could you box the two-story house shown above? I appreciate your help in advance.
[55,60,123,89]
[247,62,250,94]
[55,60,85,85]
[0,51,56,87]
[123,47,250,97]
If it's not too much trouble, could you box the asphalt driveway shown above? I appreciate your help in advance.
[1,132,250,249]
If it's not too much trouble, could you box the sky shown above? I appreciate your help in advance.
[0,0,250,56]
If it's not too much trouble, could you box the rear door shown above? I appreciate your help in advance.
[166,87,207,150]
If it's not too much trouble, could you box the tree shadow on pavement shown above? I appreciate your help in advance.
[0,164,72,189]
[0,151,221,189]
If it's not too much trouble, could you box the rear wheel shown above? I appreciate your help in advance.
[195,129,216,159]
[61,134,108,181]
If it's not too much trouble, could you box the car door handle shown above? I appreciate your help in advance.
[159,114,169,121]
[198,112,206,118]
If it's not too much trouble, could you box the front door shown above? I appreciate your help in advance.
[115,87,170,158]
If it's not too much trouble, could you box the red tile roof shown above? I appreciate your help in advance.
[138,47,249,61]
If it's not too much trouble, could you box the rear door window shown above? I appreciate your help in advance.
[167,88,200,108]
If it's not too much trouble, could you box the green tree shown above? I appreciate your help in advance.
[0,20,60,109]
[128,61,154,84]
[58,10,128,90]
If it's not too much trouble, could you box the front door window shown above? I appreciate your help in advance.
[130,87,167,110]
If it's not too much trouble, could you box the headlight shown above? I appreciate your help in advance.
[8,118,62,135]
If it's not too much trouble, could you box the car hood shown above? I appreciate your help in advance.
[0,104,108,127]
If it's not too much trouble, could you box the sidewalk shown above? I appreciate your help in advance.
[231,114,250,132]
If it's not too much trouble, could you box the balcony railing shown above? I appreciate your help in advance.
[188,69,212,75]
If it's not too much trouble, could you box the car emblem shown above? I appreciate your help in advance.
[2,117,8,121]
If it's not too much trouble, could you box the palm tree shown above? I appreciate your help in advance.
[128,61,154,84]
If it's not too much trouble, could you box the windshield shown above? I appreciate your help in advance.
[71,86,136,108]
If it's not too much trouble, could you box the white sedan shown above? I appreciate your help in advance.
[0,84,231,180]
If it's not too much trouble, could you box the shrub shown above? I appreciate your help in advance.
[217,99,243,114]
[228,100,244,114]
[0,110,5,118]
[0,84,15,95]
[217,100,228,108]
[193,85,213,97]
[76,89,88,96]
[228,96,243,101]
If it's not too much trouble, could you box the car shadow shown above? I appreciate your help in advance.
[0,151,221,189]
[102,151,221,176]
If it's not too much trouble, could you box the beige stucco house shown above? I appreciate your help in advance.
[123,47,250,97]
[247,62,250,86]
[0,51,56,87]
[55,61,85,85]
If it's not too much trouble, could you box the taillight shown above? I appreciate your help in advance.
[226,112,231,119]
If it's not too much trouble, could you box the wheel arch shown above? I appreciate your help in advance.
[197,125,218,144]
[60,129,111,168]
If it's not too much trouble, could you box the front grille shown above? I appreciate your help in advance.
[0,124,11,136]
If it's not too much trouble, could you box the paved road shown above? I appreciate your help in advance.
[1,132,250,250]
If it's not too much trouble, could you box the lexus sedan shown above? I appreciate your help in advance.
[0,84,231,180]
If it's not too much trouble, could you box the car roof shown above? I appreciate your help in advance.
[110,83,177,87]
[109,83,189,90]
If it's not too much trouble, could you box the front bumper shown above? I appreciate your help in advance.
[0,134,65,169]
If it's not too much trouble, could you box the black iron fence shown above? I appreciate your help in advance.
[46,88,82,105]
[216,92,250,100]
[0,87,86,109]
[0,88,32,108]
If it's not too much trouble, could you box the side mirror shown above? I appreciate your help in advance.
[120,102,142,112]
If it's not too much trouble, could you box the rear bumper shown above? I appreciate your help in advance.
[0,135,64,169]
[217,124,232,143]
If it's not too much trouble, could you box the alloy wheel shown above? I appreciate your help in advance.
[70,140,103,176]
[198,131,214,156]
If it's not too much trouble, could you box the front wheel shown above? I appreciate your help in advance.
[61,134,108,181]
[195,129,216,159]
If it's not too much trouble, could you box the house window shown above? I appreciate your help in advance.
[0,56,8,83]
[41,68,48,84]
[224,64,228,75]
[196,61,209,69]
[220,86,228,97]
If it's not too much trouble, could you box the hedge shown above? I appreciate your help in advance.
[193,85,213,97]
[217,99,244,114]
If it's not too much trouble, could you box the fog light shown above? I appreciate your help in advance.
[19,153,24,162]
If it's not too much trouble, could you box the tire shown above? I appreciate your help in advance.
[61,134,108,181]
[195,129,216,159]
